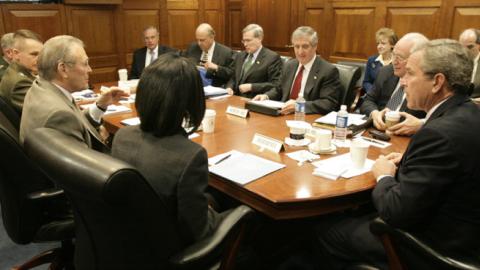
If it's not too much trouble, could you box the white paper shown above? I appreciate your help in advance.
[248,100,286,109]
[209,94,230,100]
[209,150,285,185]
[121,117,140,126]
[204,86,228,97]
[188,133,199,139]
[312,153,373,180]
[72,89,98,102]
[118,79,139,91]
[286,150,319,162]
[80,104,132,116]
[315,112,367,126]
[285,120,312,130]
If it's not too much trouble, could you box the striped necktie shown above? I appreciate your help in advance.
[149,49,156,65]
[201,51,208,63]
[242,54,254,74]
[386,86,405,110]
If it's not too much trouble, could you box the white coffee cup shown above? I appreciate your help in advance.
[385,111,400,128]
[350,140,370,169]
[118,69,128,82]
[202,109,216,133]
[313,129,332,151]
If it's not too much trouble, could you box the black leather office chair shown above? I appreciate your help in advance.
[333,63,361,111]
[25,127,255,270]
[336,61,366,111]
[0,111,74,269]
[0,95,20,131]
[370,217,480,270]
[280,55,292,64]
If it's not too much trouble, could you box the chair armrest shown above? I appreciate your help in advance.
[349,87,364,113]
[169,205,254,268]
[27,188,64,200]
[370,217,480,270]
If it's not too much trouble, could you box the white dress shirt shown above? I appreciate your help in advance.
[290,55,316,98]
[145,45,158,67]
[54,83,104,123]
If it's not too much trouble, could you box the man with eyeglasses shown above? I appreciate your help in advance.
[253,26,342,115]
[459,28,480,98]
[20,35,127,151]
[360,33,428,135]
[225,24,282,98]
[130,26,176,79]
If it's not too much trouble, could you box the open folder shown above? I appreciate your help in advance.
[209,150,285,185]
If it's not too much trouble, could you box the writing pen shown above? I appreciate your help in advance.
[214,154,232,165]
[361,137,387,147]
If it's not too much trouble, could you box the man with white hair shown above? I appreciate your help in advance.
[315,39,480,269]
[0,32,14,81]
[459,28,480,98]
[184,23,234,87]
[254,26,342,115]
[225,24,282,98]
[360,32,428,136]
[20,35,127,151]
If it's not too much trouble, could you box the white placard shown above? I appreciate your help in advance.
[226,105,249,118]
[251,133,284,153]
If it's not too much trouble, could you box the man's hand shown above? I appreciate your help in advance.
[226,88,234,95]
[384,152,403,165]
[280,99,296,115]
[387,112,422,136]
[239,83,252,93]
[204,61,218,71]
[97,87,128,109]
[253,94,268,101]
[371,109,388,130]
[372,155,397,179]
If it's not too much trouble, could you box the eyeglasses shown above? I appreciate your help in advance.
[64,59,90,68]
[466,44,476,50]
[392,53,407,63]
[241,38,254,44]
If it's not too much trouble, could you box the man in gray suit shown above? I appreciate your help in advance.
[254,26,342,115]
[459,28,480,98]
[20,35,127,151]
[226,24,282,98]
[0,33,14,81]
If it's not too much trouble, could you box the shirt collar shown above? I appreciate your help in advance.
[251,46,263,59]
[149,45,158,54]
[425,97,451,121]
[301,55,316,72]
[52,82,74,101]
[375,54,392,66]
[206,41,215,56]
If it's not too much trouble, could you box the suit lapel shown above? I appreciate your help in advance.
[212,43,219,63]
[282,60,299,101]
[242,47,265,81]
[236,51,247,82]
[425,94,470,125]
[303,57,321,98]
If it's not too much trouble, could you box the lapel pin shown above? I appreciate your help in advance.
[256,61,260,64]
[314,76,317,80]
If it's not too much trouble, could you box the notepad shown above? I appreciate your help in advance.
[209,150,285,185]
[311,153,374,180]
[204,86,228,97]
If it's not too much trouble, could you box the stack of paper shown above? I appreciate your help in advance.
[311,153,373,180]
[121,117,140,126]
[315,112,367,126]
[209,150,285,185]
[204,86,228,97]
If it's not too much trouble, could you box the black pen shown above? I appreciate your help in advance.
[361,137,387,147]
[214,154,232,165]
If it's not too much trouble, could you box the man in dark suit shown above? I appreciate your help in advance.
[315,39,480,270]
[459,28,480,99]
[0,29,42,115]
[225,24,282,98]
[129,26,176,79]
[360,33,428,136]
[0,33,14,81]
[184,23,234,87]
[254,26,342,115]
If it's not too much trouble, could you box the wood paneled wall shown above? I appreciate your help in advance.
[0,0,479,82]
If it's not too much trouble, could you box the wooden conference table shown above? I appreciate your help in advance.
[100,89,409,220]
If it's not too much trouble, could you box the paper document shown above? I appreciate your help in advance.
[72,89,98,102]
[80,104,132,116]
[248,100,286,109]
[209,150,285,185]
[315,112,367,126]
[311,153,373,180]
[204,86,228,97]
[121,117,140,126]
[286,150,319,163]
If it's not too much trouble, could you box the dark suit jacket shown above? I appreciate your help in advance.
[184,42,234,87]
[265,56,343,114]
[111,126,222,246]
[226,47,282,98]
[130,45,177,79]
[373,94,480,254]
[360,65,426,119]
[471,57,480,98]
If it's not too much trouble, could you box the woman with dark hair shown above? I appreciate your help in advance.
[112,53,222,246]
[363,28,398,93]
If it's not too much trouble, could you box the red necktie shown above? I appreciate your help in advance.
[290,65,304,100]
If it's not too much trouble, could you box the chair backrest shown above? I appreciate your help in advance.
[0,110,54,244]
[333,63,361,108]
[0,95,20,131]
[24,127,182,270]
[280,55,292,64]
[337,61,366,89]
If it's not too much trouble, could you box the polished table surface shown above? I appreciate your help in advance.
[101,90,409,220]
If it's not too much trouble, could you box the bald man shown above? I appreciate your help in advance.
[459,28,480,98]
[184,23,234,87]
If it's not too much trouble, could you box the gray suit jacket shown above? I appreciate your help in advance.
[0,62,35,115]
[111,126,221,245]
[471,57,480,98]
[20,77,104,150]
[265,56,343,114]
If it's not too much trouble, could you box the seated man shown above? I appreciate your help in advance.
[184,23,234,87]
[0,29,42,115]
[360,33,428,136]
[20,35,126,151]
[130,26,176,79]
[0,32,14,81]
[315,39,480,270]
[254,26,342,115]
[226,24,282,98]
[459,28,480,98]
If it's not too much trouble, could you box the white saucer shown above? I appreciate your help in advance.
[308,143,336,154]
[285,137,311,147]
